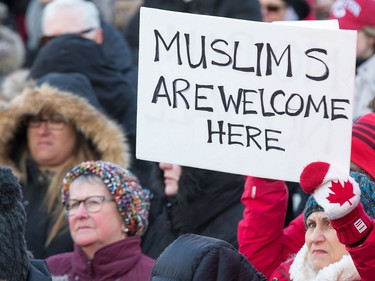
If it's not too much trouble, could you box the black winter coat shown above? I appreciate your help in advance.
[142,165,245,259]
[151,234,267,281]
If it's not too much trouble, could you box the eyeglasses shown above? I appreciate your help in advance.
[40,27,96,45]
[263,4,285,12]
[27,113,68,131]
[64,195,115,216]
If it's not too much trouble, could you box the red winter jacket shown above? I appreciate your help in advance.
[238,177,305,278]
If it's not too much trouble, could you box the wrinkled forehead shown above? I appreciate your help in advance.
[69,175,109,197]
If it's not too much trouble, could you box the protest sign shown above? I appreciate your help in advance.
[136,7,357,181]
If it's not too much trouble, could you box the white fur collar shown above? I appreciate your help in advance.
[289,244,360,281]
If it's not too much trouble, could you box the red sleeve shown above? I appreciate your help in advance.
[283,212,306,254]
[348,221,375,281]
[238,176,304,278]
[330,204,375,281]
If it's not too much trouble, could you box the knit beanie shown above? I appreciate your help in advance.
[303,195,324,224]
[351,113,375,180]
[35,72,104,112]
[0,166,29,281]
[62,160,150,236]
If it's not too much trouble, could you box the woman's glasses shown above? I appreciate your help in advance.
[64,196,115,216]
[27,113,68,131]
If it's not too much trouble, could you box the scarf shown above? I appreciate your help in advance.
[289,244,360,281]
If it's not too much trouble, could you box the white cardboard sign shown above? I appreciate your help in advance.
[136,7,357,182]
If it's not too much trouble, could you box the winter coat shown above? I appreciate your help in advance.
[238,173,375,281]
[124,0,262,65]
[0,80,130,258]
[151,233,267,281]
[47,236,154,281]
[27,260,53,281]
[353,54,375,119]
[238,177,305,278]
[142,165,245,259]
[27,33,153,188]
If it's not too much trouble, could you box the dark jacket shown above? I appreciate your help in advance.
[27,260,53,281]
[47,236,154,281]
[142,165,245,259]
[29,35,137,150]
[151,234,267,281]
[0,76,130,258]
[124,0,262,65]
[28,33,153,188]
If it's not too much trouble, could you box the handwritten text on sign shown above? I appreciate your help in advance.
[137,8,357,181]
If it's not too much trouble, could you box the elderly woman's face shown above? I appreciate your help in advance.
[305,211,348,270]
[68,177,125,257]
[27,111,77,170]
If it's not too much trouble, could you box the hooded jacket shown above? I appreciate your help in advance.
[151,233,267,281]
[141,165,245,259]
[27,34,153,188]
[0,72,130,258]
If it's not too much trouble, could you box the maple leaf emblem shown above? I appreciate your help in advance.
[326,180,355,206]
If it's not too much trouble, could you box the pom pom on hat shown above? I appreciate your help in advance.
[300,162,330,194]
[62,160,150,236]
[300,161,361,219]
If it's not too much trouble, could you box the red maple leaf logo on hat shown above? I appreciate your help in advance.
[326,180,355,206]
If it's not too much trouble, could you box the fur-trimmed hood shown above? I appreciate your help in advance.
[0,82,130,176]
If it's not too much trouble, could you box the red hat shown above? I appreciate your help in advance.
[351,113,375,180]
[330,0,375,30]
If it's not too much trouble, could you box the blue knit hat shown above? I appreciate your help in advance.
[304,195,324,224]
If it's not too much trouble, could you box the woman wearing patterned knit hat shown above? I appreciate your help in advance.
[46,160,154,281]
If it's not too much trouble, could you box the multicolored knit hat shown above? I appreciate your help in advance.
[62,160,150,236]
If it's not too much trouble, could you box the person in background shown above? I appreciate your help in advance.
[141,162,245,259]
[0,0,30,41]
[238,113,375,280]
[0,72,130,258]
[330,0,375,119]
[0,166,52,281]
[29,0,153,189]
[260,0,310,22]
[0,24,25,106]
[47,160,154,281]
[151,234,267,281]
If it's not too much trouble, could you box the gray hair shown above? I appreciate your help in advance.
[42,0,101,35]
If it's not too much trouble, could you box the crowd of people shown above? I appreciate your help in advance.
[0,0,374,280]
